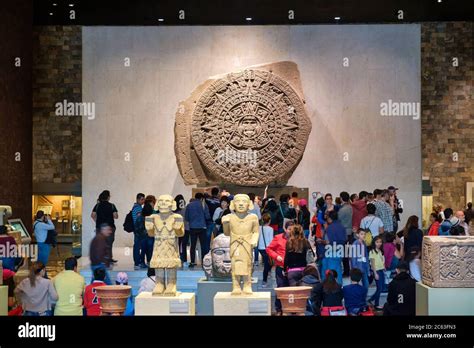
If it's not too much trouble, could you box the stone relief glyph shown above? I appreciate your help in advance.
[175,62,311,186]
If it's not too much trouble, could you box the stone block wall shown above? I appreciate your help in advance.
[421,22,474,211]
[33,26,82,185]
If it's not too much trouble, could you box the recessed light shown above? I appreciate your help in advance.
[334,16,341,20]
[52,3,57,6]
[158,18,164,22]
[49,12,53,15]
[69,3,74,7]
[437,0,442,2]
[246,17,252,21]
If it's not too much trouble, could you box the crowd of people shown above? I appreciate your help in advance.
[1,186,472,316]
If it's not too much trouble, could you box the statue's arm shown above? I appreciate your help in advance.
[145,216,155,236]
[250,215,260,247]
[173,214,185,237]
[222,215,231,236]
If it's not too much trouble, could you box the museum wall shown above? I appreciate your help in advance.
[0,0,33,229]
[82,25,422,252]
[421,22,474,211]
[32,26,82,186]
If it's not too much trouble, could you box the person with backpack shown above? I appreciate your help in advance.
[91,190,118,263]
[359,203,384,242]
[33,211,56,277]
[129,193,146,270]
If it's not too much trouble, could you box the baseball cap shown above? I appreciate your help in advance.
[116,272,128,285]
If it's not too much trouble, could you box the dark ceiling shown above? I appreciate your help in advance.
[34,0,474,25]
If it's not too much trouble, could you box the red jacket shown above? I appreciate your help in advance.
[266,233,287,268]
[351,199,368,230]
[428,221,440,236]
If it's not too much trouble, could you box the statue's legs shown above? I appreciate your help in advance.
[242,275,252,295]
[231,274,242,295]
[164,268,177,296]
[152,268,165,295]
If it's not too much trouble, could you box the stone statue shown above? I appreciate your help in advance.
[145,194,184,296]
[222,194,259,295]
[202,234,232,281]
[175,61,312,187]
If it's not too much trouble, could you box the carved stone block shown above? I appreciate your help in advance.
[174,61,312,186]
[422,236,474,288]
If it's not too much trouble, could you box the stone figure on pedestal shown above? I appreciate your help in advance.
[145,195,184,296]
[202,233,232,280]
[222,194,259,295]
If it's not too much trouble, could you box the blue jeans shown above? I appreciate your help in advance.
[304,229,310,239]
[145,236,154,264]
[206,223,215,251]
[361,271,369,290]
[369,270,385,306]
[254,247,259,263]
[322,257,343,284]
[24,310,53,316]
[90,263,112,285]
[133,234,147,266]
[275,266,289,312]
[37,242,51,267]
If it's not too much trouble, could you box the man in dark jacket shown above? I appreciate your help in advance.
[383,261,417,316]
[185,193,211,268]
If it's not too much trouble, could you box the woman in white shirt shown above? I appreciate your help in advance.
[258,213,275,287]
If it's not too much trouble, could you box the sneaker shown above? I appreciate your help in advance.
[375,306,384,311]
[188,263,195,268]
[134,265,141,270]
[140,263,148,269]
[111,259,118,263]
[261,281,268,288]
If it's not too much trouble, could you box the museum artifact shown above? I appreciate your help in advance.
[202,233,232,280]
[145,194,185,296]
[175,61,312,186]
[422,236,474,288]
[222,194,259,295]
[275,286,313,316]
[95,285,132,316]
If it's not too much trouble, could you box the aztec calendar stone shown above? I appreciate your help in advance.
[175,61,312,187]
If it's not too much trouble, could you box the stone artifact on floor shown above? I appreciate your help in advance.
[222,194,259,295]
[175,61,312,187]
[145,194,185,296]
[202,233,232,280]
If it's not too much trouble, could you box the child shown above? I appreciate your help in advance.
[343,268,368,315]
[350,229,370,290]
[368,236,385,310]
[83,268,106,316]
[115,272,134,316]
[310,269,344,316]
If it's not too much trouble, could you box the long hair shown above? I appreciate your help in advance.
[323,269,339,292]
[287,224,309,253]
[371,235,384,255]
[405,246,421,263]
[29,262,45,287]
[403,215,419,239]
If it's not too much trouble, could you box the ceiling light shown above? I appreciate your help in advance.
[334,16,341,20]
[246,17,252,21]
[158,18,164,22]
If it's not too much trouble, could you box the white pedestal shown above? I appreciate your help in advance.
[214,292,271,316]
[0,286,7,316]
[416,282,474,315]
[135,292,195,316]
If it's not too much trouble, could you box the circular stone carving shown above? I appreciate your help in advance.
[191,69,311,186]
